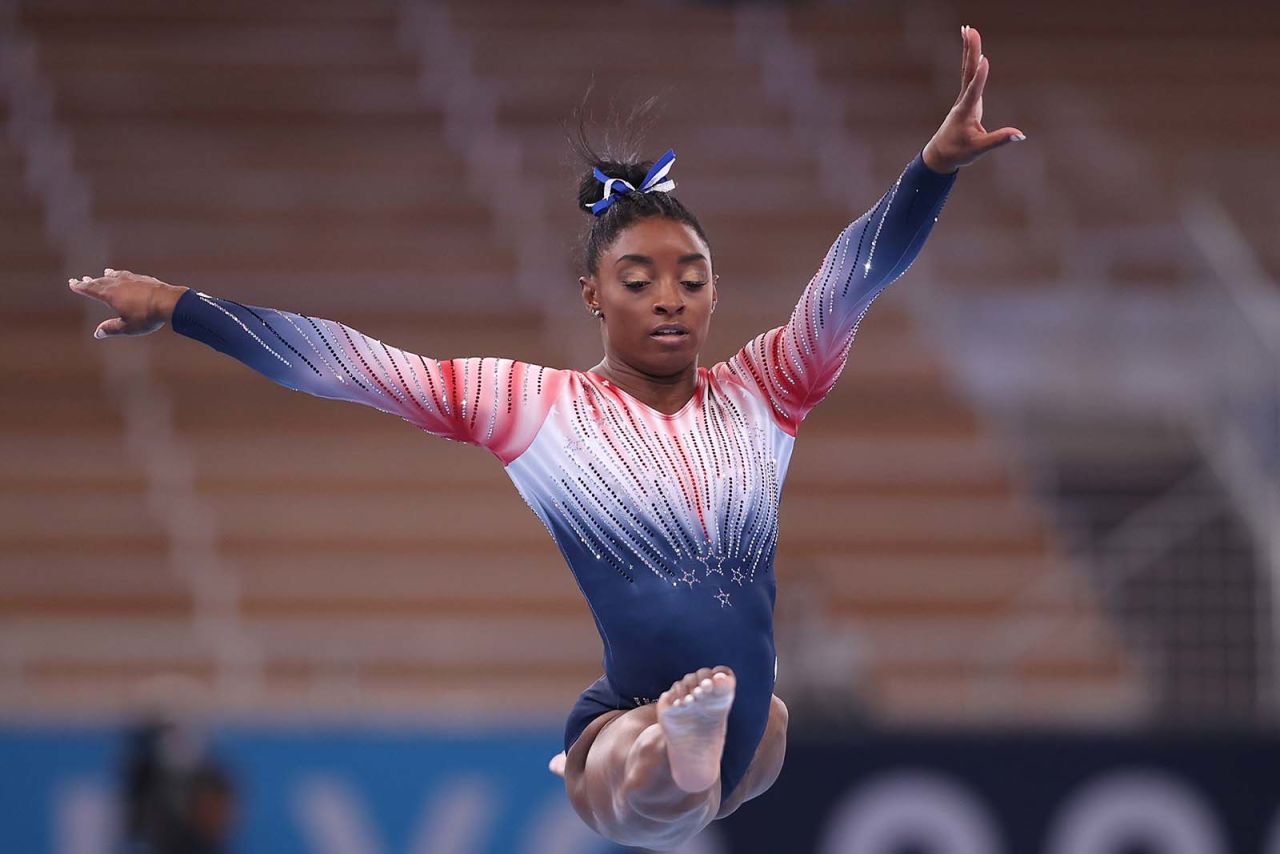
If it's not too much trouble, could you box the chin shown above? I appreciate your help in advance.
[650,353,700,373]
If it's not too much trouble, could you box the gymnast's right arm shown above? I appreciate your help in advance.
[68,270,559,462]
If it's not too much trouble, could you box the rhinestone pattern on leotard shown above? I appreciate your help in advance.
[169,149,958,805]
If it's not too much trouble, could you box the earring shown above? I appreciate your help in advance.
[590,307,603,318]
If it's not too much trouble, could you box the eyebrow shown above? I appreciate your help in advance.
[615,253,708,266]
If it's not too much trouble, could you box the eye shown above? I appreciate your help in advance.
[683,281,707,289]
[622,280,648,290]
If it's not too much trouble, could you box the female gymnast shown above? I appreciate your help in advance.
[69,25,1020,850]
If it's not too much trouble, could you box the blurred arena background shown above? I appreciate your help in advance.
[2,0,1278,851]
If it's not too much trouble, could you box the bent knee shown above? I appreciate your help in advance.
[770,694,789,730]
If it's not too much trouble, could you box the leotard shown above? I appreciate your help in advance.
[169,149,958,801]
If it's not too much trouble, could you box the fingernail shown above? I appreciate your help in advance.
[93,329,105,339]
[1012,133,1026,142]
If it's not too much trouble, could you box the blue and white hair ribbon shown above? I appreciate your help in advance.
[585,148,677,216]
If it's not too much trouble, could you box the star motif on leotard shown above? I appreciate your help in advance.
[702,552,727,577]
[715,587,732,608]
[730,566,746,586]
[678,567,700,588]
[563,436,590,455]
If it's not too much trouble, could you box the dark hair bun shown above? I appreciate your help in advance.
[564,88,709,275]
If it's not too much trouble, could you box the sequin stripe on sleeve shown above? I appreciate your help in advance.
[724,150,958,432]
[424,356,513,446]
[169,289,561,459]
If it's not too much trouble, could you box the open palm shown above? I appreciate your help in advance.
[924,25,1025,173]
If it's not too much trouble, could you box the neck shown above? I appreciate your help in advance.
[590,355,700,415]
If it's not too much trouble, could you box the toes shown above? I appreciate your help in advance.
[667,668,735,706]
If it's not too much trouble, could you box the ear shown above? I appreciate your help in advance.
[579,275,597,310]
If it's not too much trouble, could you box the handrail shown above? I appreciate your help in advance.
[0,0,261,710]
[893,1,1277,721]
[1179,193,1280,716]
[397,0,568,353]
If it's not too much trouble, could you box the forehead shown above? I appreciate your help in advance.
[606,218,711,265]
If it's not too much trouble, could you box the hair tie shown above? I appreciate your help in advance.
[584,148,676,216]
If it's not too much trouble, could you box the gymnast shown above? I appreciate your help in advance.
[69,25,1021,849]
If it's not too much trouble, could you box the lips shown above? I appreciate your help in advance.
[650,324,689,338]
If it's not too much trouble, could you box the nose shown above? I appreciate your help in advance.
[652,281,685,316]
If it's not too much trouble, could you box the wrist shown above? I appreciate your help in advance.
[154,284,190,325]
[921,142,959,176]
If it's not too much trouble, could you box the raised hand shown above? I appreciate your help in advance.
[67,268,187,339]
[922,25,1025,174]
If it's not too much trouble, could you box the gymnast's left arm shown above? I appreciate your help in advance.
[725,23,1024,431]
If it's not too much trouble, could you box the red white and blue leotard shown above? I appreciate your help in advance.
[170,150,957,801]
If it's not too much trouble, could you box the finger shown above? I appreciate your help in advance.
[963,25,982,91]
[959,26,970,92]
[68,275,105,299]
[93,317,128,339]
[975,127,1027,154]
[969,26,982,76]
[958,53,988,117]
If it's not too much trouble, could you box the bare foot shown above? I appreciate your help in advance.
[548,751,566,778]
[657,666,736,793]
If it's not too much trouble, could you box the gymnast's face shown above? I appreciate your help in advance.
[580,217,717,376]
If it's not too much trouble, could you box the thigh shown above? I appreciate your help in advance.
[715,694,789,820]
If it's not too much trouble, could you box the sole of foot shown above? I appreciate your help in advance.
[656,666,736,793]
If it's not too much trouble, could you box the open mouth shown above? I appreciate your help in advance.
[650,325,689,341]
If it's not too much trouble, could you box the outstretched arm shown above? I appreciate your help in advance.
[723,23,1023,432]
[69,271,558,462]
[172,288,557,456]
[723,152,957,431]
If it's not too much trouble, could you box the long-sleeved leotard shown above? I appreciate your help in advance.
[170,150,957,801]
